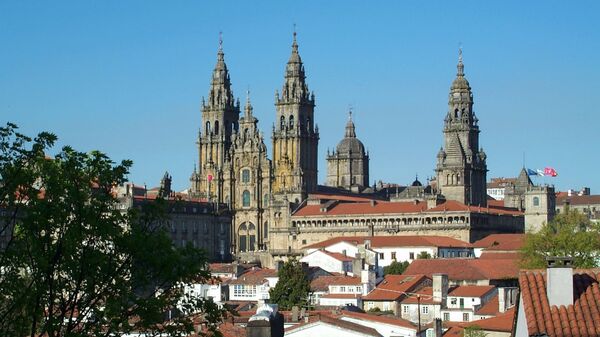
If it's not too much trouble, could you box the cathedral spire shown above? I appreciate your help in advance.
[457,46,464,76]
[345,109,356,138]
[207,32,235,109]
[244,89,253,117]
[280,29,310,103]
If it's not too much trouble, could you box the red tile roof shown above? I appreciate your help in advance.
[309,193,383,202]
[448,285,495,298]
[404,258,519,281]
[304,235,471,250]
[479,252,521,260]
[475,295,500,316]
[363,274,429,301]
[473,234,525,251]
[519,269,600,337]
[401,287,440,304]
[443,308,516,334]
[293,199,523,217]
[556,194,600,206]
[227,268,277,285]
[311,275,362,292]
[319,250,354,262]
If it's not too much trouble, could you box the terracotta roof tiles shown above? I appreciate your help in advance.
[519,269,600,337]
[304,235,471,250]
[363,274,429,301]
[448,285,495,298]
[473,234,525,251]
[404,258,519,281]
[227,268,277,285]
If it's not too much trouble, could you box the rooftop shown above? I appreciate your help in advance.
[304,235,471,250]
[404,258,519,281]
[448,285,495,298]
[519,269,600,337]
[363,274,429,301]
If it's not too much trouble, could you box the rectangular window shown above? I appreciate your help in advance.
[409,252,415,260]
[443,313,450,321]
[422,306,429,314]
[379,252,384,260]
[391,252,397,260]
[340,286,346,292]
[403,305,409,314]
[463,313,469,321]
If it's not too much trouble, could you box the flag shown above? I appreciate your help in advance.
[536,169,545,177]
[207,174,213,182]
[544,167,558,177]
[527,168,539,176]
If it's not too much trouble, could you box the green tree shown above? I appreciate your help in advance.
[417,251,432,259]
[269,259,310,310]
[0,123,223,337]
[463,325,487,337]
[383,260,410,275]
[521,208,600,269]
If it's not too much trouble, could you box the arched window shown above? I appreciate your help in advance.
[263,194,269,207]
[214,121,219,135]
[248,223,256,251]
[447,174,450,185]
[205,121,211,135]
[243,128,249,142]
[242,169,250,183]
[456,173,461,184]
[280,116,285,129]
[533,197,540,206]
[238,223,247,252]
[242,190,250,207]
[306,118,311,131]
[289,115,294,128]
[263,221,268,238]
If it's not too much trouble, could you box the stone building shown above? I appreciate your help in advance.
[189,36,524,260]
[435,49,488,207]
[117,177,232,262]
[326,111,370,192]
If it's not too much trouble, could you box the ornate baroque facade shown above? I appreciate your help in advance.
[190,36,523,259]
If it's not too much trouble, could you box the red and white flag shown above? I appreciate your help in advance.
[544,167,558,177]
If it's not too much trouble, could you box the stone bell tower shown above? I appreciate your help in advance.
[435,49,487,206]
[271,31,319,204]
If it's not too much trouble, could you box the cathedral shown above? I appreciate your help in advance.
[189,33,523,259]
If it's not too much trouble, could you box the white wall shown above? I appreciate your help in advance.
[301,250,349,274]
[341,316,417,337]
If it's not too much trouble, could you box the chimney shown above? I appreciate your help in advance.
[546,257,574,307]
[432,273,449,304]
[498,288,506,313]
[432,318,443,337]
[246,304,284,337]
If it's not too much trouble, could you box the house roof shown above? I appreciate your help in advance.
[442,308,516,335]
[556,194,600,206]
[448,285,495,298]
[404,258,519,281]
[304,235,471,250]
[311,275,362,292]
[475,295,500,316]
[227,268,277,285]
[293,199,522,217]
[472,233,525,251]
[320,250,354,262]
[284,313,382,337]
[340,310,416,330]
[479,251,521,260]
[363,274,429,301]
[401,287,440,305]
[209,263,238,274]
[519,269,600,337]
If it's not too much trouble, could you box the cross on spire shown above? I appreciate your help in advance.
[218,31,223,51]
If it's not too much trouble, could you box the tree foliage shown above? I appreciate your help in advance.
[520,208,600,269]
[268,259,310,310]
[417,251,432,259]
[0,123,223,337]
[463,325,487,337]
[383,260,410,275]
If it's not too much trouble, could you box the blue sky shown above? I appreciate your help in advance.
[1,1,599,192]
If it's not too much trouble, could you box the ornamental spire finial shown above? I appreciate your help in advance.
[457,43,464,76]
[218,31,223,52]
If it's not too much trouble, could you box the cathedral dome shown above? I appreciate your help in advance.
[336,113,365,155]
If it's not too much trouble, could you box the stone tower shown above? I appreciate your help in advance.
[192,38,241,202]
[224,92,272,252]
[524,185,556,233]
[435,50,488,206]
[326,111,369,191]
[272,32,319,203]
